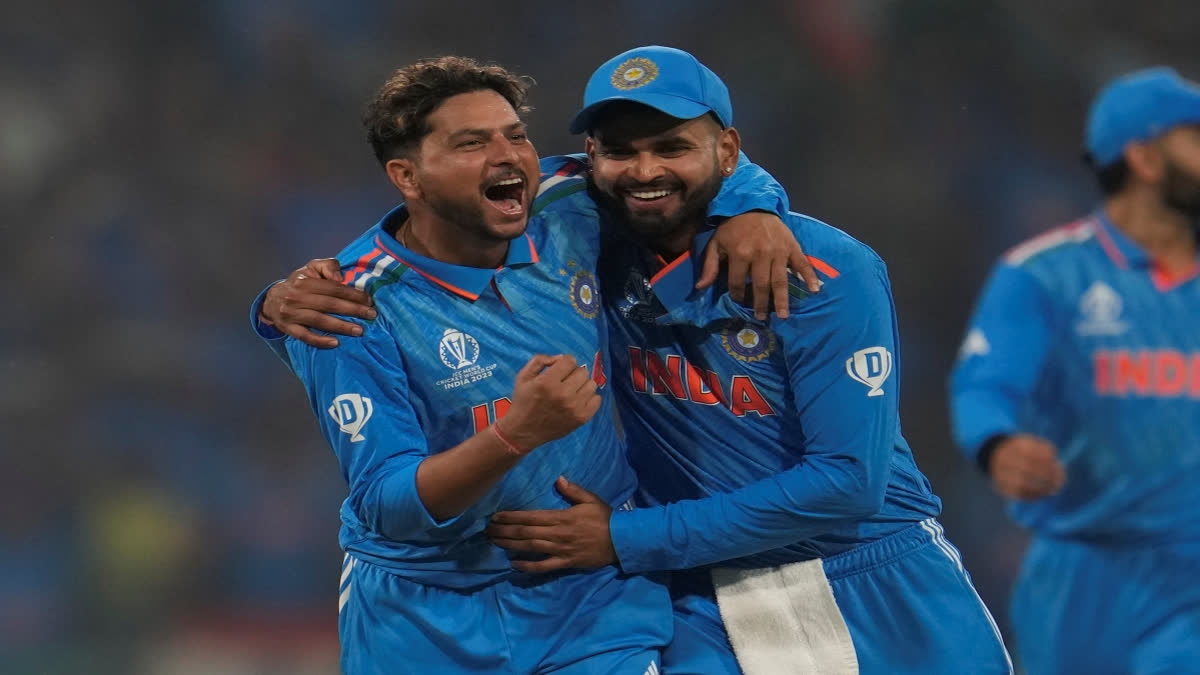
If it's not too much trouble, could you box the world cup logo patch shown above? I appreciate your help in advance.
[612,57,658,90]
[439,328,480,370]
[570,270,601,318]
[721,325,775,362]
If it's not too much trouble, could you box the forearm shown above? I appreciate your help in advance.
[611,457,884,572]
[415,424,525,522]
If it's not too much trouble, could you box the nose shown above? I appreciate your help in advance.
[488,132,520,165]
[630,152,664,183]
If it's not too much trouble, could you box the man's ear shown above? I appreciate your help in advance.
[385,157,421,202]
[585,136,597,165]
[1123,141,1165,184]
[716,126,741,176]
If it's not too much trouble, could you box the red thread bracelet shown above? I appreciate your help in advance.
[490,423,525,456]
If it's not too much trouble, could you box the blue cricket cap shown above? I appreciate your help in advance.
[568,46,733,135]
[1086,66,1200,166]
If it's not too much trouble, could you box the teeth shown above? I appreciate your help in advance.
[630,190,672,199]
[494,178,522,186]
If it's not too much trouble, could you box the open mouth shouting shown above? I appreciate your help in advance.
[483,174,527,217]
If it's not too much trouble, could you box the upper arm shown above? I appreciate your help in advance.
[287,318,431,527]
[708,151,789,221]
[949,262,1056,455]
[778,251,898,508]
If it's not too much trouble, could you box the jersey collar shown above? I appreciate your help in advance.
[1093,209,1151,269]
[647,227,714,311]
[374,204,538,301]
[1094,208,1200,290]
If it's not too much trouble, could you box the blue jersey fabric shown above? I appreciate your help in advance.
[584,204,943,572]
[950,211,1200,547]
[253,153,788,592]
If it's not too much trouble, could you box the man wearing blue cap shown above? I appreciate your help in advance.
[951,66,1200,673]
[481,46,1011,674]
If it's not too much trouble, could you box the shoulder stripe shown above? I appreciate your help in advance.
[531,180,588,218]
[343,247,382,287]
[351,254,399,291]
[786,256,839,301]
[1004,218,1095,265]
[806,256,840,279]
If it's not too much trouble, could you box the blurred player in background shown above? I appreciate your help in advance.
[254,55,814,674]
[950,67,1200,674]
[272,46,1012,674]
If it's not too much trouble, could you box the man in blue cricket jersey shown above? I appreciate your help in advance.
[256,54,815,674]
[950,67,1200,674]
[273,47,1012,674]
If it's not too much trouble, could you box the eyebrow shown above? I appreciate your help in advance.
[447,121,526,141]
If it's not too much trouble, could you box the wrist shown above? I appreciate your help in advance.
[977,433,1011,475]
[490,420,529,457]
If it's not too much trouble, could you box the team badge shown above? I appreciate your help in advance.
[439,328,480,370]
[721,324,775,362]
[570,270,601,318]
[612,57,658,90]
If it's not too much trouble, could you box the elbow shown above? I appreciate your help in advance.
[349,470,427,542]
[838,462,887,519]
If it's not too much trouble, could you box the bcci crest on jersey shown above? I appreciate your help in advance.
[721,324,775,362]
[436,328,498,390]
[846,347,892,397]
[571,270,601,318]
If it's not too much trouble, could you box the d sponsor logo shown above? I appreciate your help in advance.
[329,394,373,442]
[846,347,892,397]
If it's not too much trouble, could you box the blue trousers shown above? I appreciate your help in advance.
[338,554,672,674]
[665,519,1012,674]
[1011,536,1200,675]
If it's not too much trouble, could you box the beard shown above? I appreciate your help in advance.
[589,164,725,247]
[424,189,518,244]
[1162,159,1200,222]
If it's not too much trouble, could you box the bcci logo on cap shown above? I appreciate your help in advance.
[846,347,892,397]
[439,328,480,370]
[612,57,658,90]
[329,393,373,442]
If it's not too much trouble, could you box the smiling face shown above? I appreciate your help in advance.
[585,102,739,254]
[389,89,540,246]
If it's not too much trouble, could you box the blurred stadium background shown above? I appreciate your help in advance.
[4,1,1198,672]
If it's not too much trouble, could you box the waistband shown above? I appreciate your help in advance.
[822,518,959,581]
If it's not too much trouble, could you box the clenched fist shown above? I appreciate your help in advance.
[987,434,1066,500]
[494,354,602,453]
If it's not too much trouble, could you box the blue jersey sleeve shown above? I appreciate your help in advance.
[249,281,292,366]
[286,313,469,543]
[707,151,789,221]
[949,262,1055,459]
[609,246,896,571]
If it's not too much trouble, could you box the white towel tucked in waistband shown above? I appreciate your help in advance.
[711,559,858,675]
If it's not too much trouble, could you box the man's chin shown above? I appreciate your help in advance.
[486,217,530,242]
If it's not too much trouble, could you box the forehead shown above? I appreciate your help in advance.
[426,89,520,135]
